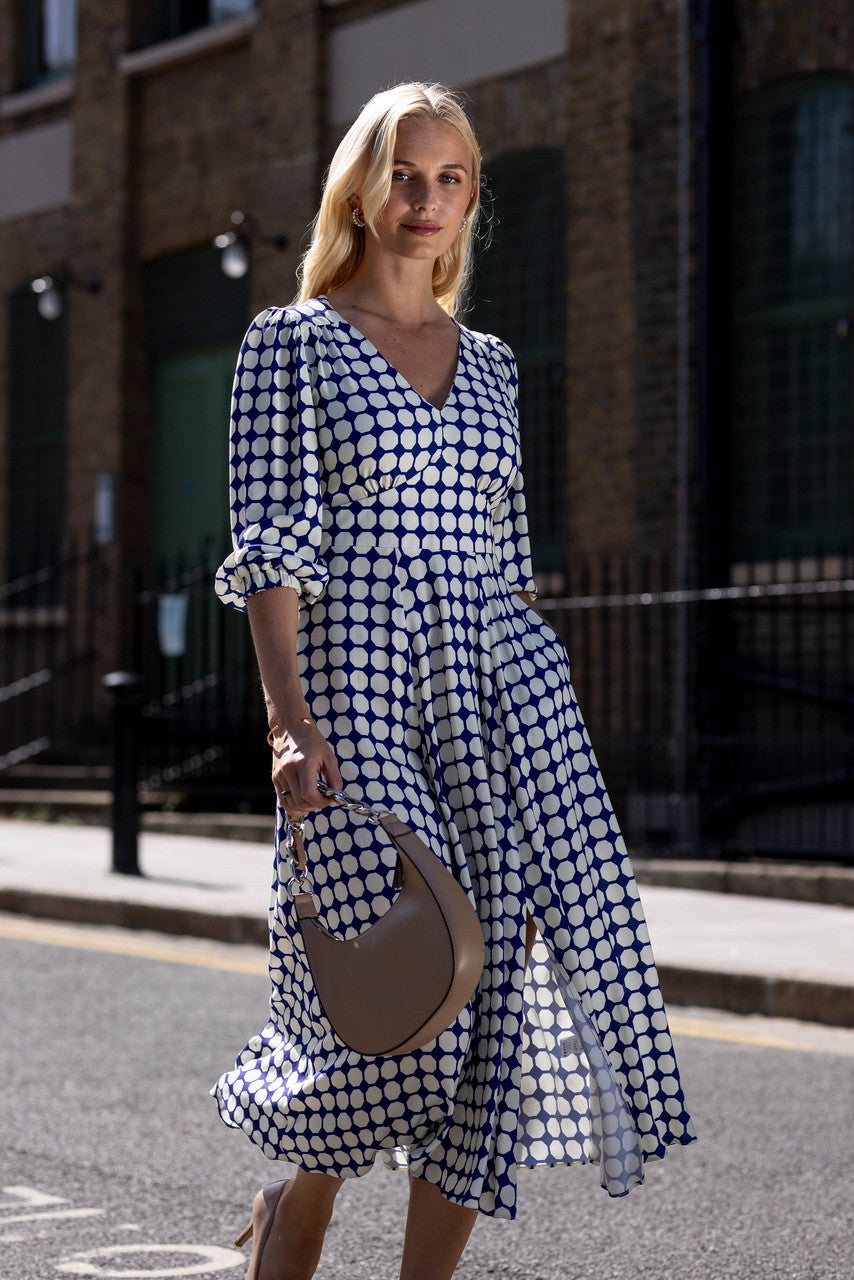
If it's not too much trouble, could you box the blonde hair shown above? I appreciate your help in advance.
[296,83,481,316]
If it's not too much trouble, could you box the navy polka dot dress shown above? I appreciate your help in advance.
[212,298,695,1219]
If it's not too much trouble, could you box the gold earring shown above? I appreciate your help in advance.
[351,208,365,228]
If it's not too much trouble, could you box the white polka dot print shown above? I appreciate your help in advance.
[212,299,695,1220]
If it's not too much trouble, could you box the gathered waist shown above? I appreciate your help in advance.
[326,528,496,561]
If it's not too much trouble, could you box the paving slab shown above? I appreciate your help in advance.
[0,820,272,943]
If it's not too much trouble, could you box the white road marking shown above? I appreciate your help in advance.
[54,1243,243,1276]
[1,1209,105,1224]
[1,1185,68,1209]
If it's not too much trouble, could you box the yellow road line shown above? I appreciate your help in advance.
[0,914,266,975]
[668,1014,809,1052]
[0,913,839,1052]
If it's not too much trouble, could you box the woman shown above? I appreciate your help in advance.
[213,82,695,1280]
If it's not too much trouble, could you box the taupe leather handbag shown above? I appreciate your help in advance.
[284,784,485,1057]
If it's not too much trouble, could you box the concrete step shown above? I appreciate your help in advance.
[0,789,272,841]
[3,763,111,785]
[0,787,181,822]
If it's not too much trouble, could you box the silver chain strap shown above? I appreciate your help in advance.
[282,781,394,896]
[314,781,395,823]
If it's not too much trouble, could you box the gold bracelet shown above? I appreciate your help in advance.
[267,716,315,746]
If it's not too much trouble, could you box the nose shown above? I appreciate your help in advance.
[411,179,439,211]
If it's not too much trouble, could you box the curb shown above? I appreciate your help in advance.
[632,858,854,908]
[0,888,267,948]
[2,887,852,1029]
[656,964,854,1030]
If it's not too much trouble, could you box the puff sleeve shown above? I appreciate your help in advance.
[215,309,329,612]
[488,343,538,599]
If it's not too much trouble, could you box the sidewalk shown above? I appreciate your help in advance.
[0,818,852,1027]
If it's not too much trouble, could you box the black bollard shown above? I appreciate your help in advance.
[102,671,146,876]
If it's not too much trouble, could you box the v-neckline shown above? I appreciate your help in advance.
[319,296,463,414]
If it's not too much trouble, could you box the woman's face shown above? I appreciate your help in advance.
[366,117,475,264]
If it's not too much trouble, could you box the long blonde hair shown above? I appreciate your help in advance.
[295,83,481,316]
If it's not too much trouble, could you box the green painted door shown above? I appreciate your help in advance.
[155,344,235,562]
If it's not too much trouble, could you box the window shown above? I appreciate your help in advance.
[730,78,853,560]
[159,0,253,40]
[144,243,250,561]
[5,282,68,580]
[19,0,76,88]
[468,148,567,573]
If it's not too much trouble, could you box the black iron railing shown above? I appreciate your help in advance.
[129,546,269,807]
[1,543,852,855]
[0,543,105,771]
[538,559,854,856]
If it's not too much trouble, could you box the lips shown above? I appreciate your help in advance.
[403,223,441,235]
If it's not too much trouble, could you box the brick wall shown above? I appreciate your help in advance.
[563,1,645,559]
[426,1,689,567]
[1,0,852,607]
[0,0,690,597]
[0,0,324,672]
[469,0,686,565]
[732,0,854,93]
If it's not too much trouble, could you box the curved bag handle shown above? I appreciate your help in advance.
[284,786,485,1057]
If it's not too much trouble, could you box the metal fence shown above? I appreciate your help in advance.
[1,543,852,857]
[129,545,269,807]
[538,558,854,857]
[0,543,106,772]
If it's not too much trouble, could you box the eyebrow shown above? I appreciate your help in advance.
[393,159,469,171]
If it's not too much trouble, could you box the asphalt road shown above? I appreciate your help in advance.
[1,915,852,1280]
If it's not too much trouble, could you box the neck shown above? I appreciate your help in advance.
[331,253,445,328]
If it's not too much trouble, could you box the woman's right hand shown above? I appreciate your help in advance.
[269,719,343,815]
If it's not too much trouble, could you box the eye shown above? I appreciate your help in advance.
[440,174,462,184]
[392,170,412,181]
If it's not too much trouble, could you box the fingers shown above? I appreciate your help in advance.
[276,770,314,814]
[272,742,342,814]
[296,762,334,811]
[274,781,296,810]
[320,748,343,793]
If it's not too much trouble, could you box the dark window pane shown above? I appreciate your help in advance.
[468,148,567,573]
[144,244,250,563]
[19,0,76,87]
[43,0,76,71]
[211,0,253,17]
[6,284,68,581]
[731,80,853,560]
[144,242,250,356]
[159,0,252,39]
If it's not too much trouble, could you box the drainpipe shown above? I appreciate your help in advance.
[696,0,734,590]
[673,0,692,845]
[693,0,735,843]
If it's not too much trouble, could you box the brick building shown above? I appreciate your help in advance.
[0,1,851,851]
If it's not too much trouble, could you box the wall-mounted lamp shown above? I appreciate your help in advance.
[213,210,288,280]
[31,268,101,320]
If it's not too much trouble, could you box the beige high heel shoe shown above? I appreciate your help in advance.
[234,1181,290,1279]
